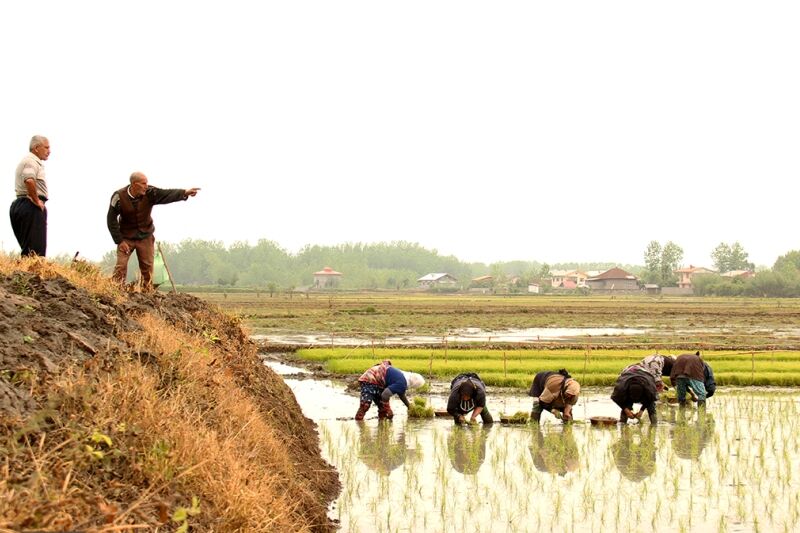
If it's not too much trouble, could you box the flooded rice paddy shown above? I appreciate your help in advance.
[268,363,800,533]
[252,327,647,346]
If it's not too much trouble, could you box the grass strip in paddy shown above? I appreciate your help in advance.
[295,347,800,387]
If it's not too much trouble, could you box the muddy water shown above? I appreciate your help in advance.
[267,363,800,533]
[252,326,647,346]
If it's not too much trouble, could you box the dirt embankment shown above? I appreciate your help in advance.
[0,258,339,532]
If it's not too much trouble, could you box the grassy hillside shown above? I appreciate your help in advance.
[0,255,338,531]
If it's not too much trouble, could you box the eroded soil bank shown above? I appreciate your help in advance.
[0,259,338,531]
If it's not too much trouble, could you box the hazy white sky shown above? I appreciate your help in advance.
[2,1,798,267]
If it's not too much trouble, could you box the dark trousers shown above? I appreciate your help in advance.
[113,235,155,287]
[9,197,47,256]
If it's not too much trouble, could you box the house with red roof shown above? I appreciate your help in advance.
[674,265,715,289]
[586,267,639,291]
[313,267,343,288]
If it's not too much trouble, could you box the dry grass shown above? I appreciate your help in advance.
[0,253,122,303]
[0,254,336,531]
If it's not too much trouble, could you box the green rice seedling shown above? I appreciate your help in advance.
[500,411,529,424]
[407,396,434,418]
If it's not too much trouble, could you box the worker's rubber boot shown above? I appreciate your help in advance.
[620,409,629,423]
[355,402,371,421]
[481,409,494,425]
[530,403,544,424]
[378,401,394,420]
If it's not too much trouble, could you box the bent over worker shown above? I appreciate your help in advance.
[669,351,710,406]
[355,360,423,420]
[611,364,660,423]
[447,373,493,425]
[107,172,199,289]
[529,369,580,423]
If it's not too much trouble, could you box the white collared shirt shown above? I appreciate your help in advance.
[15,152,47,198]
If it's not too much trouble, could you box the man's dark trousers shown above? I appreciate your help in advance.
[9,197,47,256]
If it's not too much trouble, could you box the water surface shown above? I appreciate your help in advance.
[271,362,800,533]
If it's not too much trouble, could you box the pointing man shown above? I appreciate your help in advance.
[107,172,199,289]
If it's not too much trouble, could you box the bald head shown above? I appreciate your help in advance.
[128,172,149,197]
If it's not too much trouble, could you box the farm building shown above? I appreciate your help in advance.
[418,273,458,288]
[586,267,639,291]
[643,284,660,295]
[471,275,493,287]
[528,283,540,294]
[721,270,755,279]
[313,267,343,288]
[674,265,716,289]
[550,270,588,288]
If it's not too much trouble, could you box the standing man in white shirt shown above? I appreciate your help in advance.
[10,135,50,256]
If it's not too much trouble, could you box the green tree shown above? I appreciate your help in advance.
[711,242,752,273]
[642,240,683,286]
[643,241,662,284]
[660,241,683,286]
[773,250,800,275]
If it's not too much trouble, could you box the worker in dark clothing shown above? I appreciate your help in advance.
[611,365,660,423]
[528,369,581,423]
[669,352,710,406]
[446,373,493,425]
[107,171,199,289]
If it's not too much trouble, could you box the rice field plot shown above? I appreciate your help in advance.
[296,347,800,387]
[314,391,800,533]
[203,292,800,350]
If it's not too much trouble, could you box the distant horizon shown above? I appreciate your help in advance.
[2,3,796,274]
[9,235,771,272]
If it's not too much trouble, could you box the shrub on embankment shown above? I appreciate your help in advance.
[295,347,800,387]
[0,255,338,531]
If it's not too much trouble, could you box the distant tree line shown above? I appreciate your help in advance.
[98,239,636,292]
[640,240,800,297]
[693,250,800,297]
[95,238,800,297]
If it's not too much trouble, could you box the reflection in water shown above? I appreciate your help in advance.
[672,408,715,460]
[357,421,411,475]
[612,425,657,482]
[312,391,800,532]
[447,425,490,474]
[529,426,579,476]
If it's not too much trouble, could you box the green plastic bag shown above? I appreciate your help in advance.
[152,249,170,287]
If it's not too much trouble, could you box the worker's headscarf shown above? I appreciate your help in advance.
[403,371,425,389]
[564,379,580,398]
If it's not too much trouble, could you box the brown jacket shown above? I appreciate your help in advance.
[107,186,187,243]
[670,353,705,383]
